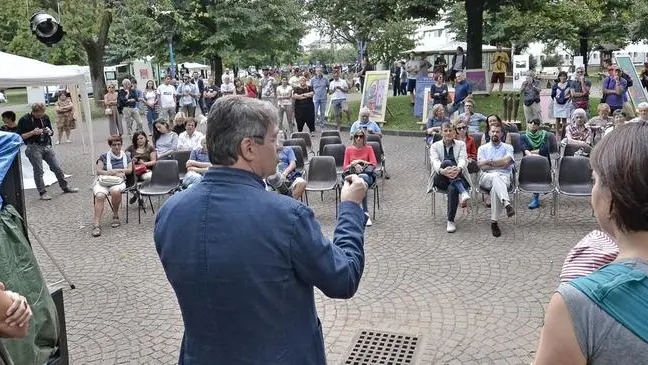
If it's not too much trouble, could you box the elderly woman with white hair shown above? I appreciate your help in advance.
[562,108,592,156]
[629,102,648,123]
[350,107,383,137]
[117,78,144,135]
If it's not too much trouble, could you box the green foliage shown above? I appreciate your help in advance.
[541,54,562,67]
[368,20,417,65]
[0,0,85,64]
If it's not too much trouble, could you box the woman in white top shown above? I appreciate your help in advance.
[143,80,158,134]
[276,77,294,135]
[177,118,204,151]
[92,135,132,237]
[220,77,235,96]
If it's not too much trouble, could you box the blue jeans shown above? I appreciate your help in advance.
[313,99,327,128]
[182,171,204,189]
[433,160,468,222]
[447,101,465,116]
[146,107,158,134]
[331,99,344,127]
[358,173,375,213]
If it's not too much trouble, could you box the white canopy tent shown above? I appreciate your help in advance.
[405,41,511,55]
[0,51,96,180]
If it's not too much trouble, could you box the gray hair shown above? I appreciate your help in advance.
[122,79,131,87]
[571,108,587,121]
[206,95,278,166]
[637,102,648,110]
[359,107,371,117]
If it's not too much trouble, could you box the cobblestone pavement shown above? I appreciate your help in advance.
[23,116,597,364]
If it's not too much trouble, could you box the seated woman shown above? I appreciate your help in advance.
[172,112,187,135]
[153,119,179,159]
[92,135,132,237]
[521,118,552,209]
[562,108,591,156]
[266,132,307,199]
[604,109,627,136]
[458,99,487,133]
[426,104,450,144]
[453,118,477,173]
[587,103,612,145]
[429,121,472,233]
[126,131,157,182]
[177,117,204,151]
[534,122,648,365]
[343,129,377,227]
[183,136,211,189]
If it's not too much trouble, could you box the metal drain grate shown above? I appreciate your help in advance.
[344,330,420,365]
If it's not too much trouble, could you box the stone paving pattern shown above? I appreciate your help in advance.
[22,116,598,364]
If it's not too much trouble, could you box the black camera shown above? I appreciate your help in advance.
[30,12,65,46]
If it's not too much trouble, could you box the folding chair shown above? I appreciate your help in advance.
[172,150,192,180]
[515,155,556,223]
[290,132,314,156]
[321,143,346,175]
[318,136,342,155]
[137,160,181,223]
[555,156,593,225]
[283,138,308,161]
[321,130,341,138]
[304,156,340,216]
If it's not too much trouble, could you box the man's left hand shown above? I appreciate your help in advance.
[2,287,32,328]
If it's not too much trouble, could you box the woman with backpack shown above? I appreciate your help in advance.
[534,122,648,365]
[551,71,572,138]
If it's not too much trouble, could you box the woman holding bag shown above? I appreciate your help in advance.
[343,128,377,227]
[102,84,123,135]
[92,135,132,237]
[125,131,157,205]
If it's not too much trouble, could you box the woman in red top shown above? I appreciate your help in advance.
[343,129,377,226]
[244,77,258,98]
[453,118,478,173]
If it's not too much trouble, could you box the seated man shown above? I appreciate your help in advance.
[266,132,307,200]
[629,101,648,123]
[183,136,211,189]
[520,118,551,209]
[429,122,472,233]
[562,108,592,156]
[478,124,515,237]
[349,107,382,137]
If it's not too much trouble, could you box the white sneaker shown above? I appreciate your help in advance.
[446,221,456,233]
[460,191,471,206]
[365,213,373,227]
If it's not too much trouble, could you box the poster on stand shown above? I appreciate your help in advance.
[464,69,488,94]
[615,54,648,107]
[359,71,390,122]
[513,55,530,89]
[413,76,435,118]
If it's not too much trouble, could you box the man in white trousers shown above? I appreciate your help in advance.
[477,124,515,237]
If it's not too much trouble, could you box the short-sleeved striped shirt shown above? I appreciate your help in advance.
[560,230,619,283]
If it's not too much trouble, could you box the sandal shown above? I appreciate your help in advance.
[92,226,101,237]
[111,217,121,228]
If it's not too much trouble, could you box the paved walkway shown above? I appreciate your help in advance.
[23,117,597,364]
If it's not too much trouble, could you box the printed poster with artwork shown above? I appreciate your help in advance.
[359,71,390,122]
[464,69,488,94]
[513,55,529,89]
[615,55,648,107]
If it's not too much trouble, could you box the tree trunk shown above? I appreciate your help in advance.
[211,55,223,83]
[85,43,106,108]
[579,32,589,75]
[464,0,484,69]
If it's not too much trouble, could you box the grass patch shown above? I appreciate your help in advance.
[346,94,602,131]
[3,89,28,106]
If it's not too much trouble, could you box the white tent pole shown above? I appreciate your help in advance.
[79,84,95,176]
[68,84,87,153]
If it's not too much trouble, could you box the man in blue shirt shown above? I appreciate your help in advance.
[448,72,473,115]
[477,124,515,237]
[349,107,383,137]
[154,95,368,365]
[310,68,329,129]
[182,136,211,189]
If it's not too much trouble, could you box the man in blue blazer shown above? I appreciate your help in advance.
[155,95,368,365]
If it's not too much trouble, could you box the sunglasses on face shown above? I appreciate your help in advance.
[531,121,541,125]
[456,126,466,131]
[354,135,365,139]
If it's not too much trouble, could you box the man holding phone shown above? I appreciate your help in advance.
[17,102,78,200]
[349,107,382,137]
